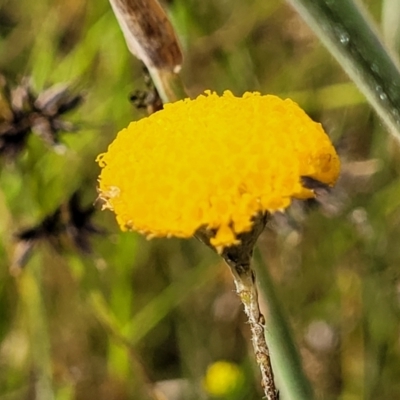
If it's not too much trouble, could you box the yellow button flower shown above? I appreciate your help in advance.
[203,360,245,397]
[97,91,340,248]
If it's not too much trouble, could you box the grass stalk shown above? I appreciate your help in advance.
[108,0,186,103]
[254,249,314,400]
[147,66,187,103]
[17,257,55,400]
[381,0,400,53]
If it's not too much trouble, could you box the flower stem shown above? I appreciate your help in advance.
[287,0,400,141]
[228,259,278,400]
[196,213,279,398]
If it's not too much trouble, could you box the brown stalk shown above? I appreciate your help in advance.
[108,0,185,102]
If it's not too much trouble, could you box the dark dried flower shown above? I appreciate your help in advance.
[11,191,104,273]
[65,191,105,253]
[0,76,83,159]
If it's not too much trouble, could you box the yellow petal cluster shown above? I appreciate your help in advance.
[97,91,340,247]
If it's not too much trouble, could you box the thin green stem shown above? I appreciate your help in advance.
[286,0,400,140]
[148,66,188,103]
[18,257,55,400]
[89,260,215,346]
[254,249,313,400]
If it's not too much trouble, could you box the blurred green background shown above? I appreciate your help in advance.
[1,0,400,399]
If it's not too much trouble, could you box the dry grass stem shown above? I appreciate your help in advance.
[108,0,182,71]
[109,0,185,102]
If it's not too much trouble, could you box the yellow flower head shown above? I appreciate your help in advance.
[203,360,245,397]
[97,91,340,248]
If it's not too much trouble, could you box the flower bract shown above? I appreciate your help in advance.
[97,91,340,248]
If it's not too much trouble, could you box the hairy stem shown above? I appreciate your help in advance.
[196,213,278,398]
[229,260,278,400]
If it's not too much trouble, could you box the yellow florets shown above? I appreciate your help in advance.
[97,91,340,248]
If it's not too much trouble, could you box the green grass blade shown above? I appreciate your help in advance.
[287,0,400,140]
[254,249,314,400]
[18,258,55,400]
[89,259,215,347]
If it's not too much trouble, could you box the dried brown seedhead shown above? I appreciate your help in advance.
[0,76,84,159]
